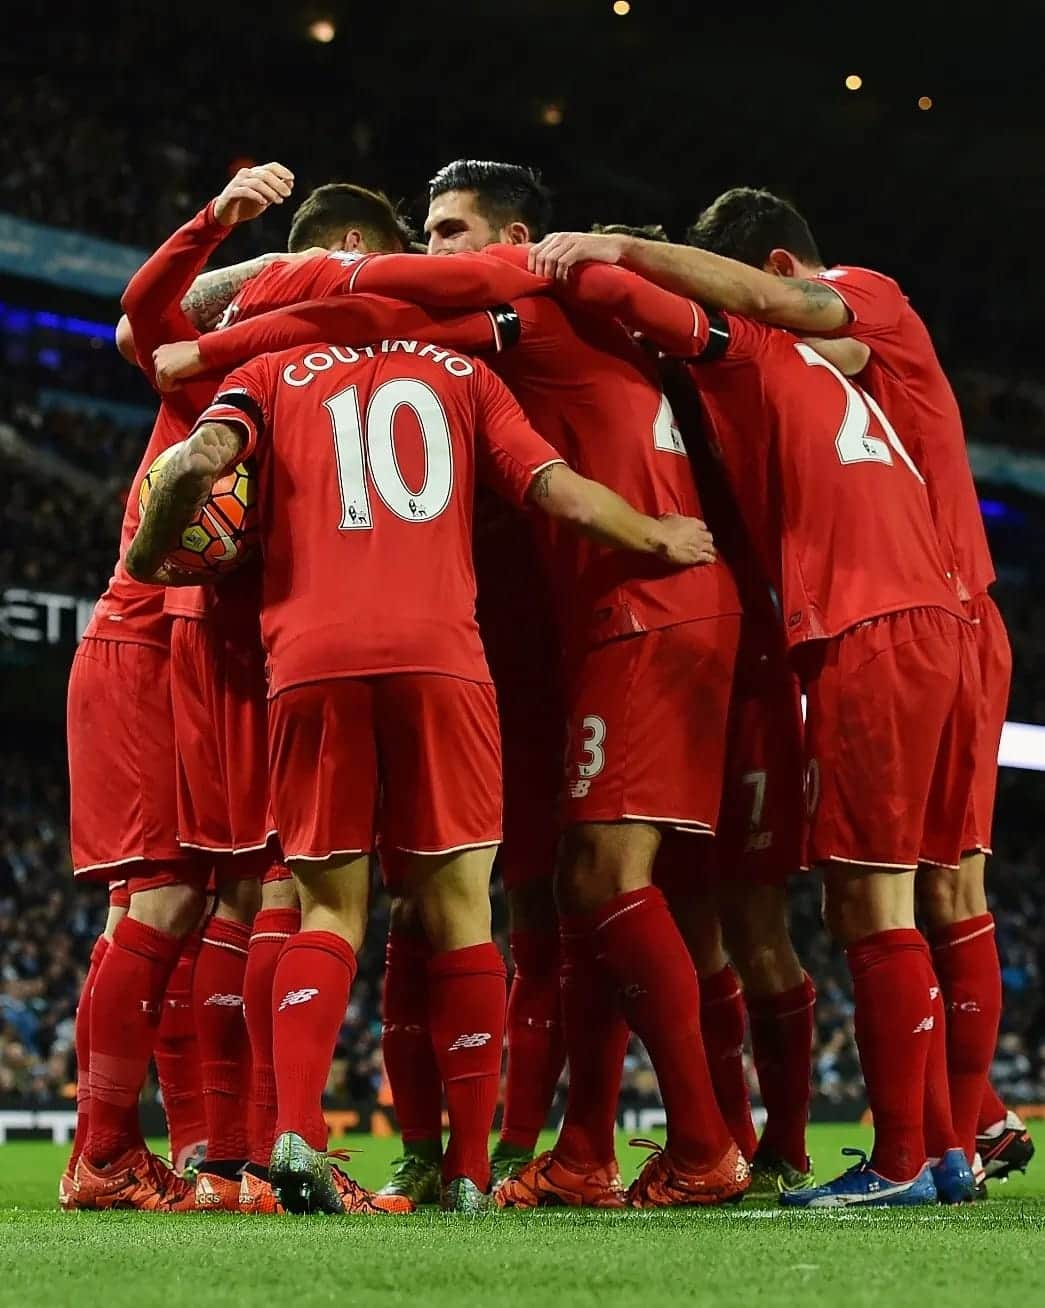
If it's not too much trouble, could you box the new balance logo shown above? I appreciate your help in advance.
[279,987,319,1011]
[448,1032,492,1051]
[204,993,244,1008]
[912,1016,935,1034]
[569,779,592,798]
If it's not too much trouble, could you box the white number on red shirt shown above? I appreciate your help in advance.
[326,378,454,530]
[794,343,923,481]
[653,392,687,455]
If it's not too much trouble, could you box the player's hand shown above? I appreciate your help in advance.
[153,341,203,391]
[213,162,294,227]
[654,514,716,567]
[529,231,628,280]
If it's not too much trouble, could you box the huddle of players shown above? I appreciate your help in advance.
[61,154,1033,1215]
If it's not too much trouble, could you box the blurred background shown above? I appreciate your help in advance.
[2,0,1043,1134]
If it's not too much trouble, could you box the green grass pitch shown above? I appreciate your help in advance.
[1,1125,1042,1308]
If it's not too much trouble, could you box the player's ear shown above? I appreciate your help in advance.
[341,229,365,252]
[765,248,797,278]
[502,220,531,247]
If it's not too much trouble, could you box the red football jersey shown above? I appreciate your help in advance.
[817,265,995,599]
[194,342,564,693]
[689,314,964,646]
[213,251,371,330]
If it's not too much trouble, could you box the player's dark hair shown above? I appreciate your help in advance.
[288,183,407,253]
[590,222,670,242]
[686,187,823,269]
[428,160,552,240]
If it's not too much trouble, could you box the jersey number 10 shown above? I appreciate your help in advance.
[326,378,454,530]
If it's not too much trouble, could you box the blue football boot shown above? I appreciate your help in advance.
[931,1148,976,1204]
[780,1148,938,1209]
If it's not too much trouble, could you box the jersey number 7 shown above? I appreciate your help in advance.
[326,378,454,530]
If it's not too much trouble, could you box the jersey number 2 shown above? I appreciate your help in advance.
[326,379,454,530]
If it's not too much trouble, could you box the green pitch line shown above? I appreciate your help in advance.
[0,1125,1042,1308]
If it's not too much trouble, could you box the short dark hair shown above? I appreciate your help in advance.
[686,187,823,269]
[288,183,407,253]
[428,160,552,240]
[591,222,669,242]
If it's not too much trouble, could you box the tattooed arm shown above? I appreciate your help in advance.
[526,463,714,565]
[528,232,851,334]
[179,253,284,331]
[125,422,245,584]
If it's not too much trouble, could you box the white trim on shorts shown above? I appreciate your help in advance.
[393,839,502,856]
[283,847,367,862]
[821,854,918,871]
[177,830,279,855]
[620,813,714,833]
[73,854,153,876]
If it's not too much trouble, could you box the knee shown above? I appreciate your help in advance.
[261,876,299,911]
[555,824,656,916]
[129,882,207,937]
[214,875,260,924]
[388,894,423,938]
[916,865,959,930]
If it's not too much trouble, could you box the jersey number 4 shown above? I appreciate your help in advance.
[326,378,453,530]
[795,343,923,480]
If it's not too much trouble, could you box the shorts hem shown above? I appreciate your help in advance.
[73,854,174,876]
[285,847,368,862]
[917,857,962,871]
[393,839,501,856]
[820,854,918,871]
[177,831,278,855]
[624,813,714,832]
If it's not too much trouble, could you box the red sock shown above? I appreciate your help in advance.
[931,915,1003,1161]
[699,965,757,1162]
[923,962,960,1159]
[846,929,933,1182]
[748,974,816,1172]
[382,931,443,1146]
[978,1083,1009,1135]
[87,917,183,1165]
[193,915,252,1160]
[244,908,299,1168]
[70,936,109,1170]
[272,932,357,1151]
[427,943,506,1190]
[501,929,565,1151]
[155,933,207,1167]
[594,888,731,1169]
[555,916,630,1170]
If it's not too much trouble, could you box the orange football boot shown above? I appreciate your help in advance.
[626,1138,751,1208]
[237,1170,284,1215]
[59,1169,82,1211]
[74,1148,198,1212]
[494,1150,626,1209]
[194,1171,242,1212]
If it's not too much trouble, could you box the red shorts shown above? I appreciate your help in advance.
[269,674,502,872]
[714,635,805,885]
[68,638,194,881]
[564,615,739,830]
[799,606,978,870]
[170,617,276,857]
[961,591,1011,854]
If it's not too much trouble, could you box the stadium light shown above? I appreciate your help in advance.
[613,1,631,14]
[845,74,863,91]
[308,18,336,43]
[541,103,564,126]
[918,95,933,110]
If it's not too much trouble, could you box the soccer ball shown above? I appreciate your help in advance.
[138,442,258,575]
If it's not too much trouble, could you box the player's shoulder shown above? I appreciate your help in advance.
[818,264,906,297]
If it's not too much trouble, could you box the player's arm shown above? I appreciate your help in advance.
[152,297,524,389]
[121,163,294,374]
[348,250,549,307]
[803,336,871,376]
[180,252,287,331]
[125,421,246,585]
[529,232,850,334]
[528,463,714,565]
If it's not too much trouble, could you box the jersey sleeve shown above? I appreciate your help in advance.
[220,251,370,323]
[121,202,230,376]
[191,359,272,462]
[198,295,517,372]
[471,362,565,506]
[349,250,549,307]
[551,261,715,357]
[814,266,907,340]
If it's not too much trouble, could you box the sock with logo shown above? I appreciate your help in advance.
[427,943,507,1191]
[931,914,1003,1161]
[69,936,109,1172]
[86,917,183,1166]
[154,932,207,1168]
[500,929,565,1152]
[244,908,300,1168]
[846,928,933,1182]
[923,960,961,1159]
[382,930,443,1149]
[747,973,817,1173]
[193,914,252,1164]
[699,964,757,1162]
[593,887,732,1170]
[554,915,630,1170]
[272,931,357,1151]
